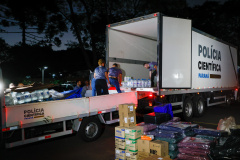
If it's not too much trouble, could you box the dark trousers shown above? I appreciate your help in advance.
[151,70,157,87]
[110,78,121,93]
[95,79,109,95]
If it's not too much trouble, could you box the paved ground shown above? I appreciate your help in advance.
[1,102,240,160]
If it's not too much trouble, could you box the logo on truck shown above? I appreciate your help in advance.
[198,44,221,79]
[24,108,44,119]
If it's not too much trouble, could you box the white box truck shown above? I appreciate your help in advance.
[106,12,239,121]
[0,12,238,148]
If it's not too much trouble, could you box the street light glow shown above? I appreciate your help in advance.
[44,66,48,69]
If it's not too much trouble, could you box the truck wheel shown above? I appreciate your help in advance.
[226,96,231,106]
[183,98,193,121]
[78,116,103,142]
[193,96,205,117]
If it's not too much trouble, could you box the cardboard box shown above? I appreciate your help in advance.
[149,140,169,157]
[119,103,136,115]
[142,155,172,160]
[138,139,151,153]
[115,137,126,150]
[119,104,136,127]
[115,148,126,160]
[125,126,143,140]
[126,150,138,160]
[138,151,150,160]
[119,113,136,127]
[115,126,126,138]
[126,139,138,151]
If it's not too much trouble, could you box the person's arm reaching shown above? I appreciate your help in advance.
[105,72,110,84]
[119,73,122,86]
[154,65,157,71]
[149,70,152,79]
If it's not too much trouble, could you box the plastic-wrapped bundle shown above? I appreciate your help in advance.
[169,117,181,122]
[169,143,178,151]
[193,128,228,137]
[177,153,210,160]
[211,136,240,158]
[196,134,219,141]
[169,150,179,159]
[136,122,157,132]
[155,136,183,144]
[158,122,197,137]
[158,121,198,132]
[180,130,196,137]
[218,137,229,146]
[179,148,210,156]
[143,128,158,136]
[178,137,215,150]
[230,128,240,137]
[156,129,182,139]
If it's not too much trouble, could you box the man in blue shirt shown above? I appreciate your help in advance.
[73,80,81,90]
[143,62,157,87]
[108,63,122,93]
[94,59,110,95]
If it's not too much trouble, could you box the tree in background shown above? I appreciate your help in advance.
[0,0,67,47]
[0,38,10,64]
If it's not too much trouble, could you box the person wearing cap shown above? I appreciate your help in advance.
[108,63,122,93]
[143,62,158,87]
[94,59,110,95]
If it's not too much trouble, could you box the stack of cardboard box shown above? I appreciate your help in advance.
[115,103,171,160]
[115,103,142,160]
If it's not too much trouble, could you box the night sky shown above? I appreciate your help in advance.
[0,0,228,51]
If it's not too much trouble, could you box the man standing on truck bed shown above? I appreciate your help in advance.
[94,59,110,95]
[143,62,158,87]
[108,63,122,93]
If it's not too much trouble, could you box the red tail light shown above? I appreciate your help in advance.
[154,13,158,17]
[2,128,10,132]
[45,135,51,139]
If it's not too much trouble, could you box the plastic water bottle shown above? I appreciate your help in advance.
[36,90,44,101]
[43,89,50,99]
[137,79,140,88]
[127,80,131,87]
[133,79,137,88]
[24,92,31,103]
[130,79,133,88]
[147,79,151,88]
[31,91,38,101]
[11,92,18,105]
[141,79,144,88]
[16,92,25,104]
[143,79,147,88]
[124,76,128,82]
[136,79,139,88]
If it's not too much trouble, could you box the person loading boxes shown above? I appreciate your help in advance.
[108,63,122,93]
[143,62,157,87]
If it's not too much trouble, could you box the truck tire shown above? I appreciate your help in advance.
[78,116,103,142]
[183,97,193,121]
[193,96,205,117]
[226,96,231,106]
